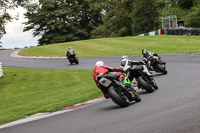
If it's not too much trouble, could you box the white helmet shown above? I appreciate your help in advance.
[95,61,105,67]
[121,56,129,60]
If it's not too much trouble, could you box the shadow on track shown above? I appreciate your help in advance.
[100,101,138,111]
[151,73,166,77]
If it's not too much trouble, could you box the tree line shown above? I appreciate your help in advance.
[1,0,200,45]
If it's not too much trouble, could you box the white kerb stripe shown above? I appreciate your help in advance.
[0,62,3,77]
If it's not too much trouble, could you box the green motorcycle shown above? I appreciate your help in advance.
[98,73,141,107]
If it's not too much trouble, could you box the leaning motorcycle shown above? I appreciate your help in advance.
[67,53,79,64]
[144,56,167,74]
[127,64,158,93]
[98,74,141,107]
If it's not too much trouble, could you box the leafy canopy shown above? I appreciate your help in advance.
[24,0,104,45]
[0,0,30,40]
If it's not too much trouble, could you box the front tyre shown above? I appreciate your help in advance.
[156,63,167,74]
[75,57,79,64]
[69,60,73,65]
[137,76,154,93]
[108,86,129,107]
[151,79,158,90]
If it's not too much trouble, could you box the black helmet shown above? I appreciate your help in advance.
[142,49,147,55]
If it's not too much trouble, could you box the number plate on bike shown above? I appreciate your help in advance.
[99,78,112,87]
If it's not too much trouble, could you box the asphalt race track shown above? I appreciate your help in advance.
[1,50,200,133]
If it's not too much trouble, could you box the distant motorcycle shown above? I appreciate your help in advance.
[144,56,167,74]
[67,53,79,64]
[142,49,167,74]
[97,73,141,107]
[126,63,158,93]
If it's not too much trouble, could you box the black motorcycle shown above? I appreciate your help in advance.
[144,56,167,74]
[98,74,141,107]
[67,53,79,65]
[127,64,158,93]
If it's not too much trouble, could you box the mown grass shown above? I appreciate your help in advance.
[0,67,100,125]
[19,35,200,57]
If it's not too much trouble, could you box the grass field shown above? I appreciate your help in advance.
[0,67,100,125]
[18,35,200,57]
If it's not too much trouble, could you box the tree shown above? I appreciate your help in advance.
[24,0,104,45]
[177,0,195,9]
[91,0,134,38]
[131,0,162,35]
[184,3,200,28]
[0,0,30,40]
[0,12,11,39]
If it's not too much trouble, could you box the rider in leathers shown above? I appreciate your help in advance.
[142,49,166,70]
[93,61,125,99]
[66,46,76,59]
[120,56,145,82]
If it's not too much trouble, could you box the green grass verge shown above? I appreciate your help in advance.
[19,35,200,57]
[0,67,101,125]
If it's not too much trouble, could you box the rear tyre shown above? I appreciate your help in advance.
[137,76,154,93]
[108,86,129,107]
[156,63,167,74]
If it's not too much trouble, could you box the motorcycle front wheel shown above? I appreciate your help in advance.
[156,63,167,74]
[108,86,129,107]
[75,57,79,64]
[137,76,154,93]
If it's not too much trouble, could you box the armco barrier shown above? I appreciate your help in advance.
[0,62,3,77]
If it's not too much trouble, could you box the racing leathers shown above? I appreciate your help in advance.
[93,66,124,98]
[120,58,144,81]
[66,47,76,59]
[142,51,165,70]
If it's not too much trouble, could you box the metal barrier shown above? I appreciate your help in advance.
[0,62,3,77]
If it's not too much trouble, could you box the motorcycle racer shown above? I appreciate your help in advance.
[142,49,166,71]
[142,49,165,64]
[93,61,125,99]
[120,56,158,93]
[66,46,76,58]
[120,56,144,81]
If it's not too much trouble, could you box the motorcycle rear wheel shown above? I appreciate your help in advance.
[137,76,154,93]
[108,86,129,107]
